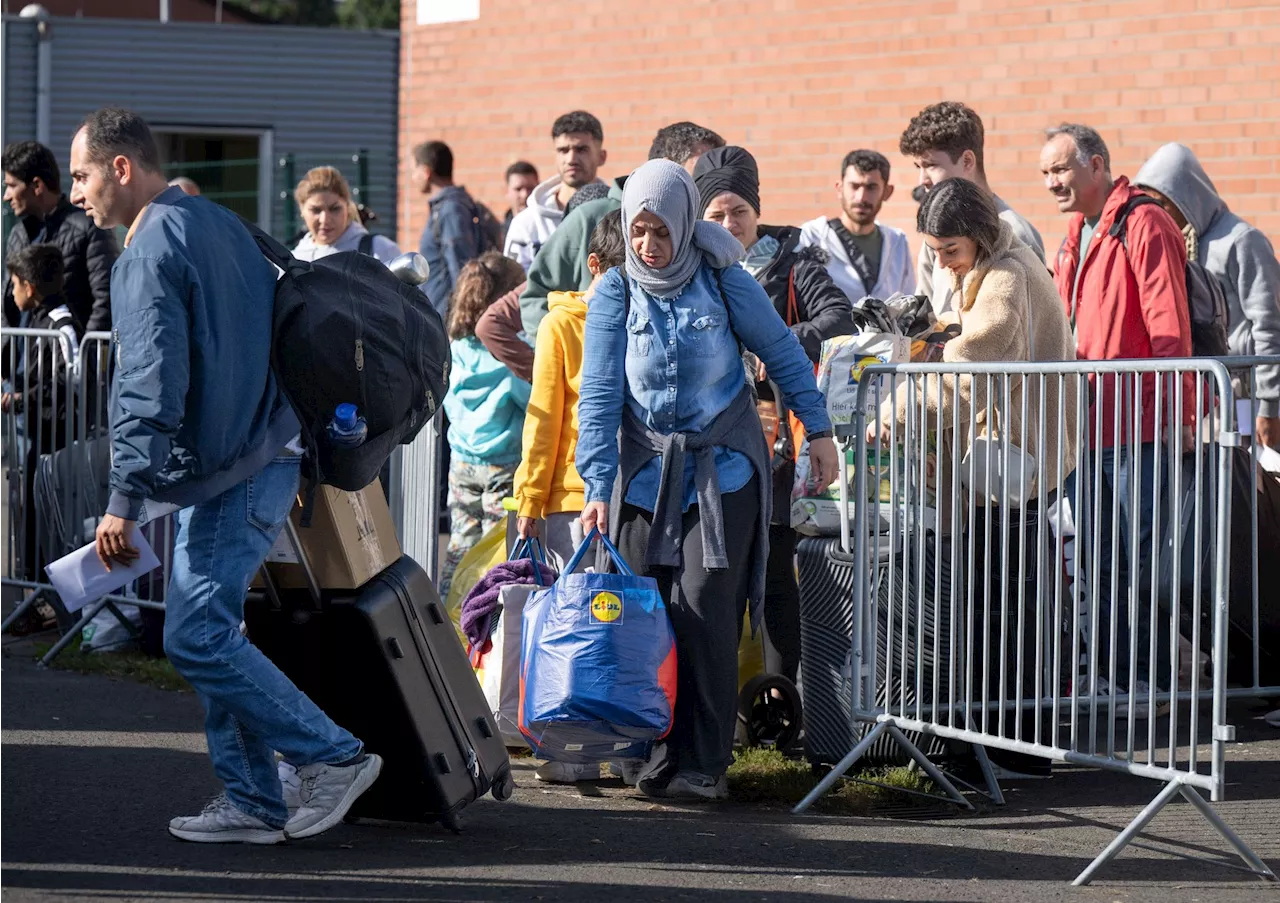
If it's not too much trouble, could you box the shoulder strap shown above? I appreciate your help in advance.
[357,232,375,256]
[1107,194,1162,249]
[828,218,876,289]
[786,266,799,327]
[237,215,300,273]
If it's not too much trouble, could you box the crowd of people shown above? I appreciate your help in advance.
[1,96,1278,839]
[392,101,1280,797]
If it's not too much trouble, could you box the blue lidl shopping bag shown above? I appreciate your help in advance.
[519,528,677,763]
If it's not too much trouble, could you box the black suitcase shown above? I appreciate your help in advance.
[798,533,952,768]
[244,554,514,831]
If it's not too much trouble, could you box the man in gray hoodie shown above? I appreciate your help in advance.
[1134,143,1280,449]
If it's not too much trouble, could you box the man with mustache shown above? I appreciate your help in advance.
[503,110,607,273]
[797,149,915,303]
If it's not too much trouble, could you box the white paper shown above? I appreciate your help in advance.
[1256,443,1280,475]
[1237,399,1254,437]
[45,532,162,613]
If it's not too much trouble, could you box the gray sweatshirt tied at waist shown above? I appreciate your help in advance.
[609,385,773,632]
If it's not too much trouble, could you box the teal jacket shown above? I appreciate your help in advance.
[442,336,531,466]
[519,177,626,338]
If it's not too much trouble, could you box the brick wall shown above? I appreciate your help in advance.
[399,0,1280,260]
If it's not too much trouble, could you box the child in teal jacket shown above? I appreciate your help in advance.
[440,252,531,597]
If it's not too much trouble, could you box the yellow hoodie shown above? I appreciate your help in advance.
[514,290,587,519]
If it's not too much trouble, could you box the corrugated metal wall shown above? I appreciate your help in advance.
[2,16,399,240]
[2,18,38,147]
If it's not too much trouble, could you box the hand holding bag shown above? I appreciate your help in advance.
[519,528,677,763]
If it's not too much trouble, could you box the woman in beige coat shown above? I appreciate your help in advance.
[870,177,1078,777]
[872,177,1078,506]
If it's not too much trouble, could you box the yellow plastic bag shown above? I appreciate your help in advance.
[444,522,508,646]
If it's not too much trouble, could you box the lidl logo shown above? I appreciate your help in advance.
[590,591,623,624]
[847,356,882,385]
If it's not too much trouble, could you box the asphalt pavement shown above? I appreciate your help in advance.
[3,636,1279,902]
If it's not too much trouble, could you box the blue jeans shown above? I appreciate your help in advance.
[1065,443,1172,689]
[163,456,361,827]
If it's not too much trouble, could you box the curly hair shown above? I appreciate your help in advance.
[647,122,726,164]
[551,111,603,143]
[899,101,986,173]
[448,252,525,341]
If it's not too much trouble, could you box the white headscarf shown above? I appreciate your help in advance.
[621,159,744,298]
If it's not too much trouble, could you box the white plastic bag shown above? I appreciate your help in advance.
[474,583,540,747]
[817,331,912,429]
[81,603,141,653]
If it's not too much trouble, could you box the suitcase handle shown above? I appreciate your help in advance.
[825,545,858,569]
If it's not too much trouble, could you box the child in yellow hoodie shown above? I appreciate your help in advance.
[514,213,626,572]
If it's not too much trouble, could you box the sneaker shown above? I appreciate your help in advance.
[279,761,302,815]
[534,762,596,784]
[1264,709,1280,728]
[168,794,285,844]
[663,772,729,802]
[1087,677,1150,718]
[283,754,383,840]
[607,761,643,786]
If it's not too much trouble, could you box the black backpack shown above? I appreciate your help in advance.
[242,221,450,495]
[1110,195,1230,357]
[430,193,504,256]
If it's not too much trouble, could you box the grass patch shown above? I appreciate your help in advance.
[35,636,190,693]
[728,746,937,815]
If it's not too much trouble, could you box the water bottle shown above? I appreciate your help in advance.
[327,403,368,449]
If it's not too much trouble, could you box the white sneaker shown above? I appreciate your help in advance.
[168,794,285,844]
[664,772,729,801]
[279,760,302,815]
[283,754,383,840]
[534,761,596,784]
[1087,677,1150,718]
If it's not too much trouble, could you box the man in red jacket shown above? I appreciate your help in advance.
[1041,123,1193,702]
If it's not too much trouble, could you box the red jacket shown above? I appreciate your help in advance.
[1054,177,1193,447]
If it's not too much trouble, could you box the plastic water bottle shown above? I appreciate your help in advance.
[327,403,367,449]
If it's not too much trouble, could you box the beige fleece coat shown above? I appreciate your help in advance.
[891,221,1078,507]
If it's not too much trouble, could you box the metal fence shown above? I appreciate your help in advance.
[793,356,1278,886]
[3,325,447,663]
[2,330,174,664]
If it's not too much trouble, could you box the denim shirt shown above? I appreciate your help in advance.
[577,262,831,512]
[419,186,481,318]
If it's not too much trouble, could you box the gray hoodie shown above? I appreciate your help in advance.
[1135,143,1280,416]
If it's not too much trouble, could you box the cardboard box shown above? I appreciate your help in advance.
[256,479,401,591]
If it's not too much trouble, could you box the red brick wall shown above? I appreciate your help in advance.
[399,0,1280,260]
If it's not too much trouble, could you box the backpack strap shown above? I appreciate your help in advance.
[1107,194,1163,250]
[357,232,375,257]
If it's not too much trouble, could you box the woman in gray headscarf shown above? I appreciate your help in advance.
[576,159,839,801]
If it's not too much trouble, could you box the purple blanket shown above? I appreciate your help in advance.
[460,558,558,653]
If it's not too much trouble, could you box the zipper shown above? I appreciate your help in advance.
[347,265,369,416]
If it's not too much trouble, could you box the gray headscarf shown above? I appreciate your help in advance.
[622,159,745,298]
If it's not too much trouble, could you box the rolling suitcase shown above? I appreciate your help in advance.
[798,532,952,768]
[245,525,513,832]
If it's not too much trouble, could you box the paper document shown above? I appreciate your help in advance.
[45,532,162,613]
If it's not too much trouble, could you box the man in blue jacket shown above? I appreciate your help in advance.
[70,108,381,844]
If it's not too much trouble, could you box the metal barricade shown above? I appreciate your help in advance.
[392,409,445,584]
[1,329,172,663]
[1216,355,1280,699]
[793,357,1276,885]
[3,327,80,624]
